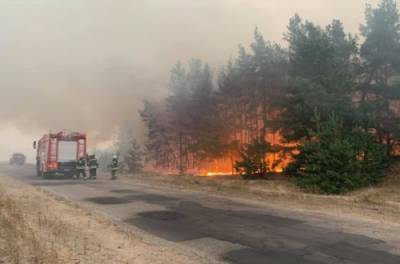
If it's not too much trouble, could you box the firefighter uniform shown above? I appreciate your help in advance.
[88,155,99,180]
[75,156,86,179]
[110,156,119,180]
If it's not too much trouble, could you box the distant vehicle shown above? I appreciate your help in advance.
[9,153,26,166]
[34,130,87,178]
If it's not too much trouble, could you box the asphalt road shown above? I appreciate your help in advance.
[2,165,400,264]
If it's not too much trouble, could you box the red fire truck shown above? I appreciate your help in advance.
[34,131,87,178]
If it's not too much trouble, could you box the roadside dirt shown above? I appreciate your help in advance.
[0,175,207,264]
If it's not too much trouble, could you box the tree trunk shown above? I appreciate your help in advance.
[386,133,393,157]
[179,132,184,175]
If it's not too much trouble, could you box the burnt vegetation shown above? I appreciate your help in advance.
[140,0,400,194]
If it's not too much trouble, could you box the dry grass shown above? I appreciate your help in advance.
[0,186,61,264]
[130,172,300,194]
[0,175,209,264]
[132,163,400,204]
[351,163,400,205]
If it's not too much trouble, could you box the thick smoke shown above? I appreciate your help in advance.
[0,0,380,161]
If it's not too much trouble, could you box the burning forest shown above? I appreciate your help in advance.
[139,0,400,194]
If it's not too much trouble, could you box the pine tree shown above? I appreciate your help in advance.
[124,139,144,173]
[290,115,388,194]
[166,61,191,174]
[139,4,398,188]
[140,100,175,169]
[281,15,357,142]
[358,0,400,155]
[186,62,225,161]
[215,29,288,172]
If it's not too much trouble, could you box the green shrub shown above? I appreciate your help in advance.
[290,118,389,194]
[235,140,271,179]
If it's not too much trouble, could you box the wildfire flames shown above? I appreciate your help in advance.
[196,131,295,177]
[200,166,285,177]
[198,158,290,177]
[148,131,295,177]
[204,172,234,177]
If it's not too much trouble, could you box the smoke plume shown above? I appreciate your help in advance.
[0,0,380,161]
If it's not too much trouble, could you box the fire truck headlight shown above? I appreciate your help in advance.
[48,162,58,170]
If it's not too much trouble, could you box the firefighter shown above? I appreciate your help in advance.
[109,155,119,180]
[87,154,99,180]
[75,155,86,180]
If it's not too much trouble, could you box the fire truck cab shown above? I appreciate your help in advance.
[34,131,87,178]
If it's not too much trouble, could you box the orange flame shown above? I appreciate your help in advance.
[196,131,295,177]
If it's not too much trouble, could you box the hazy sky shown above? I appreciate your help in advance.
[0,0,382,161]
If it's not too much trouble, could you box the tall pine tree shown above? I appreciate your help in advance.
[282,15,357,142]
[358,0,400,155]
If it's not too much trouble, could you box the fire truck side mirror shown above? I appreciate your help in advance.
[33,141,37,149]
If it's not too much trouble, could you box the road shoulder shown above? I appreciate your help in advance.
[0,174,208,264]
[117,172,400,255]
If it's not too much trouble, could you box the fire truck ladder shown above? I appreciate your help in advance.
[49,138,58,162]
